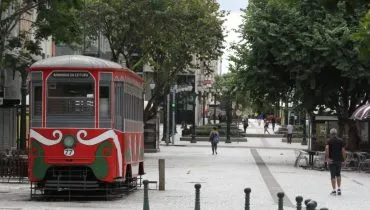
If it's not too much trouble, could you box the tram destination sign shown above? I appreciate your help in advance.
[52,72,90,78]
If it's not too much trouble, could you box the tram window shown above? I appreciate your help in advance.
[129,94,132,120]
[99,86,110,117]
[46,73,95,128]
[48,83,94,98]
[31,72,42,127]
[33,86,42,116]
[114,82,124,131]
[47,82,94,116]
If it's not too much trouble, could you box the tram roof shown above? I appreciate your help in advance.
[29,55,123,70]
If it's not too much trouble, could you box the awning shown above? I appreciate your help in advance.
[350,103,370,120]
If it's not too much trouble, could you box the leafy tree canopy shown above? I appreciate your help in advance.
[231,0,370,119]
[84,0,226,122]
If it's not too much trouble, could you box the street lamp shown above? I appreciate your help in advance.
[198,87,207,126]
[190,91,197,143]
[222,87,232,143]
[302,112,308,145]
[149,83,156,97]
[202,91,206,125]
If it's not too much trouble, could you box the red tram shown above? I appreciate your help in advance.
[28,55,144,197]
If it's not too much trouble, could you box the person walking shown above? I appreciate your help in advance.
[243,118,249,133]
[264,120,270,134]
[286,122,293,144]
[271,116,276,133]
[209,126,219,155]
[325,128,346,196]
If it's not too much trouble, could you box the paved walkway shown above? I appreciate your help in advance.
[0,120,369,209]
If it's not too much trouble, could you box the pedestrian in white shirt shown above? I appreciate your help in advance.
[287,122,293,144]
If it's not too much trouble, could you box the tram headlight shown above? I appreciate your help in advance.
[63,135,76,148]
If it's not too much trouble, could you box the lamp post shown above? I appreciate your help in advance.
[190,90,197,143]
[213,90,217,124]
[222,87,232,143]
[302,111,307,145]
[149,83,156,97]
[201,91,207,126]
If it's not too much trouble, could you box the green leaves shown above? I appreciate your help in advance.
[231,0,370,116]
[82,0,225,121]
[34,0,84,44]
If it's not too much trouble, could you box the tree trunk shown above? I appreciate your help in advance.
[19,72,27,150]
[310,112,316,150]
[284,100,288,126]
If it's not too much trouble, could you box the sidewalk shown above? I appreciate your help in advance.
[1,136,370,209]
[0,120,368,209]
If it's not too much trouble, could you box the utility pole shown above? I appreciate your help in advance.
[166,94,170,146]
[213,93,216,124]
[190,92,197,143]
[171,85,177,145]
[226,94,231,143]
[202,92,206,125]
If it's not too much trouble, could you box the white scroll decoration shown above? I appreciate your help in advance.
[30,129,63,146]
[77,130,122,177]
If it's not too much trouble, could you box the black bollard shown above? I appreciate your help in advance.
[320,208,329,210]
[295,196,303,210]
[244,188,251,210]
[304,199,312,207]
[277,192,284,210]
[306,200,317,210]
[143,180,150,210]
[194,184,201,210]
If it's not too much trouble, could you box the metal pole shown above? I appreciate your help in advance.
[226,94,231,143]
[295,196,303,210]
[191,93,197,143]
[166,94,170,146]
[277,192,284,210]
[158,159,165,191]
[244,188,251,210]
[202,93,206,126]
[306,200,317,210]
[172,87,176,145]
[20,72,27,150]
[194,184,201,210]
[302,111,307,145]
[213,94,216,124]
[143,180,150,210]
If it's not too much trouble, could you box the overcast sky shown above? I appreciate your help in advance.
[217,0,248,74]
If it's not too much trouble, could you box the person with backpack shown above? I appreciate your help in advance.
[209,126,219,155]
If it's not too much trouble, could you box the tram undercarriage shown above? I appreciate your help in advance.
[30,166,141,200]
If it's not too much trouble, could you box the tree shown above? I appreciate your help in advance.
[84,0,226,123]
[232,0,370,149]
[4,34,42,150]
[1,0,84,150]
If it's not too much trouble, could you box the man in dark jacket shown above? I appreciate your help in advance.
[209,127,219,155]
[243,118,249,133]
[325,128,346,196]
